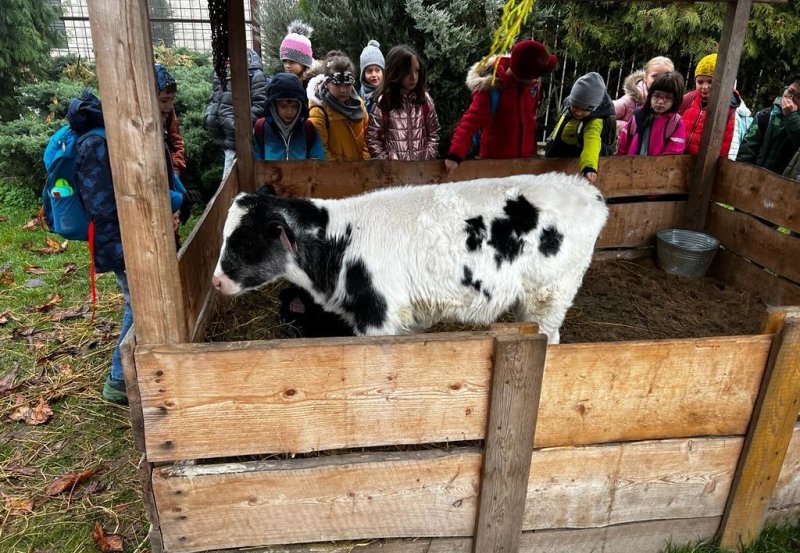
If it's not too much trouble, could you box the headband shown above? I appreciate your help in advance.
[326,71,355,85]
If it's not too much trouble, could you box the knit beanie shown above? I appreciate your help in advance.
[568,72,607,111]
[359,40,385,78]
[694,54,717,78]
[509,39,557,81]
[154,63,176,92]
[279,20,314,69]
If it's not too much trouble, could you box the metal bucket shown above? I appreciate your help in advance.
[656,229,720,278]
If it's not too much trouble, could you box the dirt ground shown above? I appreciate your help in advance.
[206,258,766,344]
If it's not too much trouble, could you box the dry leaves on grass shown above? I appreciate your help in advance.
[21,216,42,231]
[2,493,35,516]
[0,365,20,395]
[50,304,88,322]
[0,310,19,325]
[92,522,124,552]
[33,293,63,313]
[0,268,13,285]
[24,264,48,275]
[31,237,67,255]
[45,469,98,497]
[61,262,78,280]
[8,397,54,425]
[36,345,82,365]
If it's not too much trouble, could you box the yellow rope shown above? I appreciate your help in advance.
[481,0,538,83]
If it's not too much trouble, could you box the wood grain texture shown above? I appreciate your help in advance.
[705,203,800,283]
[707,248,800,307]
[255,156,691,200]
[178,169,239,342]
[762,307,800,334]
[227,2,254,191]
[134,334,771,462]
[85,0,188,345]
[151,437,741,552]
[474,334,547,553]
[685,0,753,230]
[719,318,800,548]
[201,517,721,553]
[769,423,800,512]
[714,159,800,231]
[120,327,144,453]
[597,201,687,248]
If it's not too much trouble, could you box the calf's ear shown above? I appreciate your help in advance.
[258,184,277,196]
[267,221,297,252]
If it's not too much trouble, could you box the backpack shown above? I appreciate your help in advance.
[472,88,502,150]
[42,124,106,241]
[254,118,318,159]
[576,113,618,156]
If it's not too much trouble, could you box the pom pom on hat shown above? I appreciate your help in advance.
[360,40,385,76]
[568,72,607,111]
[279,20,314,69]
[694,54,717,78]
[510,39,557,81]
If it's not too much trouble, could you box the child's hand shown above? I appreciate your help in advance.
[444,159,459,176]
[584,172,598,184]
[781,95,797,116]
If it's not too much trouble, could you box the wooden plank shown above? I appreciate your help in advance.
[761,307,800,334]
[202,517,721,553]
[719,317,800,548]
[769,423,800,512]
[686,0,753,230]
[715,159,800,231]
[597,201,686,248]
[178,169,239,342]
[138,455,164,553]
[592,247,653,261]
[256,156,692,200]
[151,437,741,552]
[705,203,800,284]
[135,334,771,462]
[474,334,547,553]
[85,0,188,345]
[534,336,770,448]
[228,0,255,191]
[119,326,144,452]
[707,248,800,307]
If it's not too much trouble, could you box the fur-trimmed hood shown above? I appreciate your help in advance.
[622,70,647,103]
[306,73,326,107]
[466,54,512,93]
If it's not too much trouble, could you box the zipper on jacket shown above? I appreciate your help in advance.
[518,83,524,156]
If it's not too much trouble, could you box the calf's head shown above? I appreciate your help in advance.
[212,192,297,295]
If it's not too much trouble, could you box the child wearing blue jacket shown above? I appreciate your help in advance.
[254,73,325,160]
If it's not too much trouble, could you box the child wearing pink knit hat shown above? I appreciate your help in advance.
[280,20,314,85]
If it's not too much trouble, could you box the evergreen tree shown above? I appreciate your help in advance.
[0,0,64,121]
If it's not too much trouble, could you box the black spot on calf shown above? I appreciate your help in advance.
[539,226,564,257]
[279,286,354,338]
[298,224,352,295]
[487,195,540,267]
[342,258,388,333]
[461,266,482,292]
[464,216,487,251]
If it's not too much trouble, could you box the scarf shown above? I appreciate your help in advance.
[360,81,378,106]
[320,87,365,122]
[269,104,301,141]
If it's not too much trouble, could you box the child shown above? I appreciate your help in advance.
[681,53,750,159]
[367,44,440,160]
[280,20,315,86]
[545,72,616,184]
[307,51,370,161]
[445,39,557,175]
[614,56,674,133]
[617,72,686,156]
[359,39,385,114]
[154,63,186,176]
[253,73,325,160]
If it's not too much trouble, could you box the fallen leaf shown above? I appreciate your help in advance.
[61,263,78,279]
[12,326,36,338]
[0,269,13,286]
[0,310,17,325]
[34,237,65,254]
[91,522,124,552]
[2,494,34,515]
[0,366,19,394]
[24,265,48,275]
[36,346,82,365]
[45,469,98,497]
[50,305,86,322]
[24,278,46,288]
[34,294,63,313]
[8,398,53,425]
[78,480,105,498]
[21,217,40,230]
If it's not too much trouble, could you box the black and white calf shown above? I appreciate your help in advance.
[212,173,608,343]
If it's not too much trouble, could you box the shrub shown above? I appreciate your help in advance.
[18,79,87,119]
[0,178,38,209]
[0,117,61,194]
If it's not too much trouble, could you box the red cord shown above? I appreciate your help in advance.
[88,220,97,322]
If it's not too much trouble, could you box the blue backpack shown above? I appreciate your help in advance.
[472,88,502,149]
[42,125,106,241]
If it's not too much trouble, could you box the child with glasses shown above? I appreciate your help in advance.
[307,51,370,160]
[737,74,800,176]
[367,44,440,160]
[617,72,686,156]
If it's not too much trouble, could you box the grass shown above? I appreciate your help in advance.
[1,197,798,553]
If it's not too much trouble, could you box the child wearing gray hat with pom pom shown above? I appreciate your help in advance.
[545,72,616,183]
[359,39,385,114]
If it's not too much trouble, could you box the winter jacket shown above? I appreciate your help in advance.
[613,70,647,132]
[203,49,269,150]
[367,91,440,160]
[544,94,616,175]
[306,74,370,161]
[164,110,185,174]
[447,55,542,162]
[683,90,743,157]
[69,91,184,273]
[736,98,800,175]
[727,101,753,160]
[617,111,686,156]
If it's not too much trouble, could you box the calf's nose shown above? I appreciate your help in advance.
[212,276,222,290]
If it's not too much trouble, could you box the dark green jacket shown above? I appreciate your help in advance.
[736,98,800,174]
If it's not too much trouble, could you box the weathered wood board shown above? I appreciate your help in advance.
[707,248,800,306]
[598,201,686,249]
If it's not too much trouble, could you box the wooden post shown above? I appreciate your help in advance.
[86,0,188,345]
[718,314,800,549]
[228,0,255,191]
[685,0,753,230]
[473,334,547,553]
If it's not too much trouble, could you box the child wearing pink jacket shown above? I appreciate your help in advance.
[618,72,687,156]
